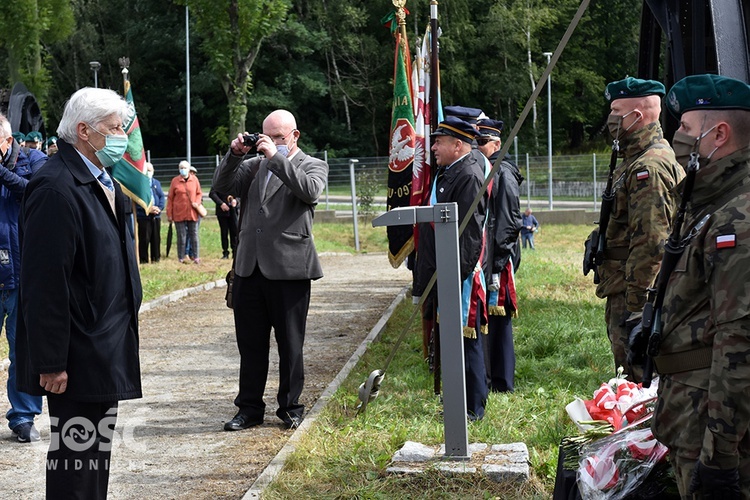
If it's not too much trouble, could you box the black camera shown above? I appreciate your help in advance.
[243,133,260,148]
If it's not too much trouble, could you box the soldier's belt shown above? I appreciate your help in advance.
[654,347,712,374]
[603,247,629,260]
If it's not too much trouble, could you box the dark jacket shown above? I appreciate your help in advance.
[136,177,166,219]
[413,151,488,297]
[16,139,142,402]
[212,150,328,280]
[208,187,238,218]
[0,141,47,289]
[485,152,523,277]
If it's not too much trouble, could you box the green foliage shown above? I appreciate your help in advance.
[3,0,646,158]
[356,170,379,217]
[178,0,291,137]
[263,224,611,497]
[0,0,74,110]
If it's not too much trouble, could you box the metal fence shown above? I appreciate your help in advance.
[148,152,610,211]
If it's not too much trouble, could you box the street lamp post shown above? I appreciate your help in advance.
[544,51,553,210]
[90,61,101,88]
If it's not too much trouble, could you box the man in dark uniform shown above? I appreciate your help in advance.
[476,118,523,392]
[413,116,489,420]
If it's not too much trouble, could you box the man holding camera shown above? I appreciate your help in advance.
[213,110,328,431]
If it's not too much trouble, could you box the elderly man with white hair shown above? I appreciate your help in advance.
[15,87,143,498]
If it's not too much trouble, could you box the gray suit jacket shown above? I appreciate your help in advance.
[212,150,328,280]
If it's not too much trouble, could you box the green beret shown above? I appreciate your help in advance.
[25,131,43,143]
[666,74,750,118]
[605,77,666,101]
[12,132,25,143]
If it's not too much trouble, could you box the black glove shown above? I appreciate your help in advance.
[688,461,741,499]
[627,320,648,367]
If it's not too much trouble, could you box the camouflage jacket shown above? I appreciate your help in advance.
[595,122,684,311]
[653,146,750,469]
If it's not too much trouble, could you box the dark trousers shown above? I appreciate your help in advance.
[217,214,237,256]
[464,327,488,421]
[232,267,310,422]
[484,314,515,392]
[137,217,161,263]
[46,395,118,500]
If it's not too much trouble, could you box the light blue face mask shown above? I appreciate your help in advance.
[87,124,128,167]
[276,144,289,157]
[179,168,189,178]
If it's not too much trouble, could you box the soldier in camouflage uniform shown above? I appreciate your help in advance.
[651,74,750,499]
[595,77,684,383]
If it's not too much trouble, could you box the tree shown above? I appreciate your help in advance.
[176,0,291,138]
[0,0,74,110]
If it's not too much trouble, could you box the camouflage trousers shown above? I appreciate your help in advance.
[653,375,750,499]
[604,292,643,383]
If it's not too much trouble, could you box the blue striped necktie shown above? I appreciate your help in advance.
[98,169,114,192]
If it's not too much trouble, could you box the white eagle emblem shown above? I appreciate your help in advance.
[389,119,415,173]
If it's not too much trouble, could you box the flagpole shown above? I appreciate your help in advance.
[429,0,439,182]
[119,58,140,257]
[186,5,192,164]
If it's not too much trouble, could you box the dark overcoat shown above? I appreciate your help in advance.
[413,150,488,298]
[15,139,142,402]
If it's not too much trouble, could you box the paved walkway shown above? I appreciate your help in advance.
[0,253,410,498]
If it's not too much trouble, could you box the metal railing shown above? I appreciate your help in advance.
[148,152,611,212]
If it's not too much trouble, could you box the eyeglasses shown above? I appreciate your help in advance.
[269,129,296,144]
[476,138,495,146]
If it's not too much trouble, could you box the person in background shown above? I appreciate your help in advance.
[23,131,43,152]
[477,118,523,393]
[209,186,238,259]
[15,87,142,498]
[12,132,25,147]
[520,208,539,249]
[45,136,59,156]
[167,160,202,264]
[136,162,165,263]
[0,114,47,443]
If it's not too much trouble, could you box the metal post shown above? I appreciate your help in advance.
[349,159,360,251]
[371,203,469,459]
[526,153,531,209]
[185,6,192,164]
[593,153,597,210]
[514,136,519,166]
[324,150,329,210]
[544,52,553,210]
[90,61,101,88]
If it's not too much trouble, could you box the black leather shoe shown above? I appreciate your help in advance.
[223,414,262,431]
[281,415,304,430]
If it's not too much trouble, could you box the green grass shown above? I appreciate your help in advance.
[262,224,610,499]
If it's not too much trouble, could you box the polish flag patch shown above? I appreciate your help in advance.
[716,234,737,249]
[636,171,650,181]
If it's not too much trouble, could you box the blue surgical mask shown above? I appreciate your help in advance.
[87,124,128,167]
[179,168,189,178]
[276,144,289,157]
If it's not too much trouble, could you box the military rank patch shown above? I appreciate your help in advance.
[716,234,737,249]
[636,171,649,181]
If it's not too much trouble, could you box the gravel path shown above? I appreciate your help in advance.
[0,253,410,498]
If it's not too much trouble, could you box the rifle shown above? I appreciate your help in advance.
[638,147,700,388]
[583,139,620,283]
